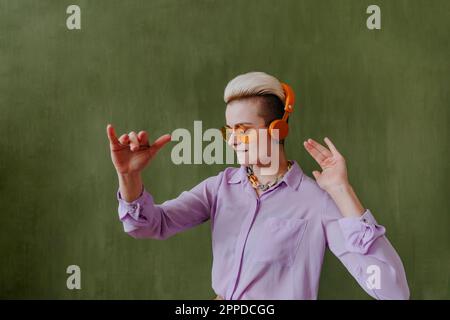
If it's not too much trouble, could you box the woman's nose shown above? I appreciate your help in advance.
[227,132,239,147]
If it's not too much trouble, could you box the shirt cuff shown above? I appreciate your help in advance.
[117,188,154,223]
[338,209,386,254]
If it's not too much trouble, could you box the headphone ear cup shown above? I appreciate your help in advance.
[269,120,289,140]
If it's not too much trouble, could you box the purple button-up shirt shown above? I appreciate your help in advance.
[117,160,409,300]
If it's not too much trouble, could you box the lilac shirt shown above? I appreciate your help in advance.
[117,160,410,300]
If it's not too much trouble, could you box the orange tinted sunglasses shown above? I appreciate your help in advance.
[220,124,259,144]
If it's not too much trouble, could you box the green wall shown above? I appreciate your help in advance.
[0,0,449,299]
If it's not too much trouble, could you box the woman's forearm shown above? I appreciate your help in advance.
[118,172,144,202]
[326,183,365,218]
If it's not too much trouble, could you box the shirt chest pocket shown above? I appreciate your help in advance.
[252,217,308,266]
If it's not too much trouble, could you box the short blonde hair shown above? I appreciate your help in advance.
[223,71,285,104]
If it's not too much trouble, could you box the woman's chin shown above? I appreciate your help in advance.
[236,151,252,165]
[236,153,261,166]
[236,154,248,165]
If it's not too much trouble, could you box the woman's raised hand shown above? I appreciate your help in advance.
[303,137,349,192]
[106,124,171,175]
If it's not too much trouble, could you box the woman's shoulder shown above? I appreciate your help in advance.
[196,166,242,190]
[295,167,329,201]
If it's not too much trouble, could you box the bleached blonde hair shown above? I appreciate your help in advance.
[223,71,285,104]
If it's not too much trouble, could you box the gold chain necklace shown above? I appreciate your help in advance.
[246,160,293,191]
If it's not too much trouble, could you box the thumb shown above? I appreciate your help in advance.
[312,170,321,180]
[149,134,172,156]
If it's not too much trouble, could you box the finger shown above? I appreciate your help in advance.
[324,137,342,157]
[312,170,321,180]
[307,138,332,158]
[129,131,140,151]
[149,134,172,156]
[321,157,336,168]
[303,141,326,164]
[106,124,120,146]
[138,131,149,146]
[118,134,130,145]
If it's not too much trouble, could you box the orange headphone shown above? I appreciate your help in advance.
[222,82,295,144]
[268,82,295,140]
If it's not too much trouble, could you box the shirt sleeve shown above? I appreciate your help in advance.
[321,192,410,300]
[117,172,222,240]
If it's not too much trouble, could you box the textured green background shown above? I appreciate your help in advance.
[0,0,449,299]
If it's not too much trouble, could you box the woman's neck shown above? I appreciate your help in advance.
[251,150,289,185]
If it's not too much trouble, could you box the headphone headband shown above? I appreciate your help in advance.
[280,82,295,121]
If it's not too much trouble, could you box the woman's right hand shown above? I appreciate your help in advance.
[106,124,171,175]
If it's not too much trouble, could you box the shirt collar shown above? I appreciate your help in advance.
[227,159,304,191]
[227,165,246,184]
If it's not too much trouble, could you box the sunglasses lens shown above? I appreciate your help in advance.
[241,135,249,144]
[221,126,251,143]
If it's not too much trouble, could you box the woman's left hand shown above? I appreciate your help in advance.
[303,137,349,192]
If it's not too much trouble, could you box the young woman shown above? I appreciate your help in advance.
[106,71,409,300]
